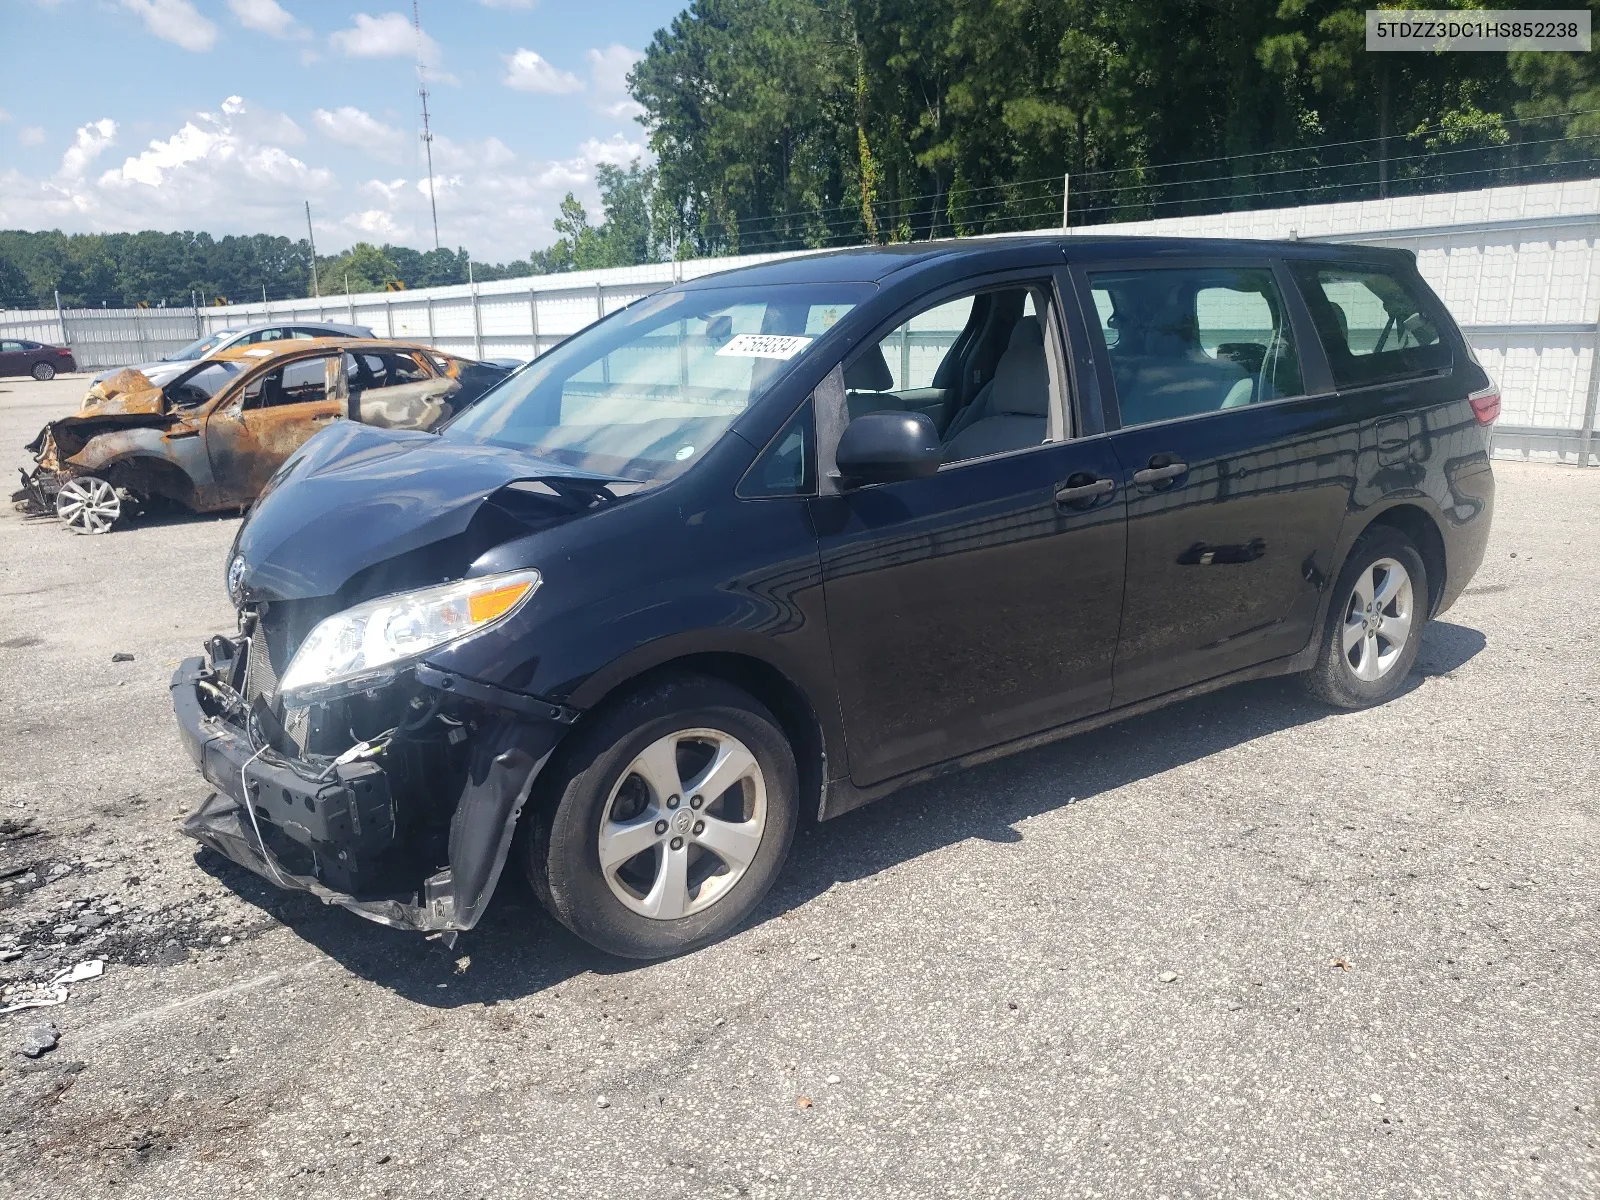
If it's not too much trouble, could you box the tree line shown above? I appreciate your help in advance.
[632,0,1600,257]
[4,0,1596,308]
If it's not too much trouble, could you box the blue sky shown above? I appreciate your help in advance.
[0,0,687,260]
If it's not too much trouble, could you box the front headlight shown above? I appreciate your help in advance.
[278,569,541,702]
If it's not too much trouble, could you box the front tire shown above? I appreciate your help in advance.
[525,675,799,959]
[1302,526,1427,708]
[32,362,56,381]
[55,475,122,534]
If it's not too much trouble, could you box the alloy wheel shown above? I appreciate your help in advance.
[55,476,121,535]
[597,727,767,920]
[1341,556,1414,682]
[32,362,55,381]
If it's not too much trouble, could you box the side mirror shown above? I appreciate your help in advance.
[834,410,941,486]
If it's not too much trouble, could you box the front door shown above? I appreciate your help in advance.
[813,278,1127,787]
[1077,259,1354,703]
[204,352,346,505]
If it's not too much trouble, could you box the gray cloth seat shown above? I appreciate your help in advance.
[1110,318,1250,426]
[844,344,903,419]
[942,317,1050,462]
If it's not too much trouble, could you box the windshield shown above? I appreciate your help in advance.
[164,360,244,408]
[442,283,869,481]
[165,331,236,362]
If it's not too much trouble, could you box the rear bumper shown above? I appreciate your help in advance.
[172,649,568,936]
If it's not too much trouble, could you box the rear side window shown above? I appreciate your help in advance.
[1087,265,1304,428]
[1289,262,1451,388]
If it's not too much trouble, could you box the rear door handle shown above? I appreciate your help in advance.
[1054,476,1115,504]
[1132,461,1187,485]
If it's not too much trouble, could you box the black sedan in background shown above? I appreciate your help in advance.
[0,338,76,379]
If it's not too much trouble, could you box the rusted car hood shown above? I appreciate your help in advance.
[77,369,167,416]
[233,422,627,603]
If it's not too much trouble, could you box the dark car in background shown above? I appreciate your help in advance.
[1,338,76,380]
[172,235,1496,960]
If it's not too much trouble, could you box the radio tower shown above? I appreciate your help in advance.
[415,0,440,250]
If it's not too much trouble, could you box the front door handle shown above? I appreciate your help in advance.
[1131,460,1188,486]
[1054,476,1115,505]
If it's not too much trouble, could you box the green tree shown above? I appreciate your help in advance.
[315,243,401,296]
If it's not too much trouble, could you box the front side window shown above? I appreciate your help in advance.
[240,355,338,409]
[1088,266,1304,428]
[1,341,23,353]
[737,400,814,498]
[846,285,1061,465]
[1290,262,1450,388]
[443,283,868,483]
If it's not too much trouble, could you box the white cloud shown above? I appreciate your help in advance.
[586,44,644,118]
[228,0,304,39]
[330,11,456,83]
[121,0,218,52]
[332,11,432,59]
[504,48,583,95]
[19,127,48,147]
[313,106,407,162]
[0,95,652,264]
[579,132,647,169]
[61,119,118,180]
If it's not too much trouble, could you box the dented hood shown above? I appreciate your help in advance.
[235,421,624,602]
[78,368,168,416]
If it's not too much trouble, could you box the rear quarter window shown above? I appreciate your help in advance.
[1290,261,1452,389]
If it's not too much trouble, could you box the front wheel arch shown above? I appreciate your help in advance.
[567,649,830,822]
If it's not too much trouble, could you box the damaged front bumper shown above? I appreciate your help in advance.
[171,639,574,935]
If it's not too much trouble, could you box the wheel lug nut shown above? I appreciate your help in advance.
[666,794,680,809]
[692,819,705,835]
[654,820,668,835]
[670,836,684,851]
[690,794,703,809]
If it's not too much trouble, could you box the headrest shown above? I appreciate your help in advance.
[992,317,1049,416]
[845,344,894,393]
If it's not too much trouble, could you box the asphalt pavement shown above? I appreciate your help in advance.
[1,373,1596,1198]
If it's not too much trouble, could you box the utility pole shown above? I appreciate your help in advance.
[416,0,441,250]
[305,201,320,297]
[1061,173,1070,232]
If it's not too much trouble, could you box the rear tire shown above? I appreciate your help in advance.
[524,675,799,959]
[32,362,55,381]
[1302,526,1427,709]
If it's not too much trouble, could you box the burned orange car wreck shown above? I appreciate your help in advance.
[19,339,515,533]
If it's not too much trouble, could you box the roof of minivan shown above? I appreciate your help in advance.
[677,235,1411,289]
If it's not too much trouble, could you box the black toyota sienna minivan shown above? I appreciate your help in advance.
[173,235,1497,958]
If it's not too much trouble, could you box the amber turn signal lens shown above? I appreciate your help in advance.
[467,580,534,624]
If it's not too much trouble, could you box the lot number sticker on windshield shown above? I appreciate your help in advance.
[715,333,813,360]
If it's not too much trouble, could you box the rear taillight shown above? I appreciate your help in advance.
[1469,383,1500,425]
[56,348,72,357]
